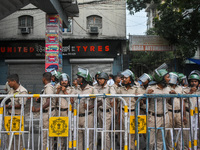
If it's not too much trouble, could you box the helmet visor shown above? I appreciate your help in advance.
[51,70,57,76]
[78,67,88,76]
[169,73,178,84]
[121,69,132,78]
[61,74,68,81]
[139,73,150,83]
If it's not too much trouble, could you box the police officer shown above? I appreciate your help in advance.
[183,71,200,149]
[146,69,171,150]
[96,72,116,150]
[51,70,61,91]
[166,72,187,149]
[56,73,76,149]
[6,74,28,150]
[112,74,122,93]
[93,71,101,86]
[178,73,188,87]
[117,69,138,150]
[138,73,153,115]
[32,72,56,150]
[75,67,98,150]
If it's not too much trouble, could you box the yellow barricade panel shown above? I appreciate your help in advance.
[130,115,146,134]
[4,116,24,135]
[49,117,68,137]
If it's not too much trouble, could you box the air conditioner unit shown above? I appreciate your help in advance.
[21,27,30,34]
[89,26,99,34]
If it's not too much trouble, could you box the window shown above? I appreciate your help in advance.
[87,15,102,29]
[18,15,33,28]
[63,18,73,33]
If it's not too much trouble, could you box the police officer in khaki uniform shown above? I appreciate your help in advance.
[75,67,98,150]
[146,69,171,150]
[51,70,61,92]
[117,69,138,150]
[96,72,116,150]
[166,72,187,149]
[138,73,153,115]
[112,74,122,93]
[183,71,200,149]
[56,73,76,149]
[6,74,28,150]
[32,72,56,150]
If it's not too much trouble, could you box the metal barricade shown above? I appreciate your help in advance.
[0,93,199,150]
[0,94,129,150]
[135,94,200,150]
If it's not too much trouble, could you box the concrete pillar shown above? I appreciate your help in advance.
[45,14,62,72]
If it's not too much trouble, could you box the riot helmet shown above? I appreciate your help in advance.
[51,70,61,83]
[60,73,70,86]
[169,72,178,85]
[139,73,153,83]
[121,69,135,81]
[98,72,109,80]
[76,67,91,82]
[153,69,168,83]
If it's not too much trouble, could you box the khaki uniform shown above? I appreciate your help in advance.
[117,85,138,149]
[183,87,200,149]
[56,86,76,150]
[76,84,98,150]
[42,83,56,150]
[146,85,170,150]
[137,86,147,115]
[7,85,28,150]
[112,83,120,93]
[8,85,28,115]
[97,84,116,150]
[166,85,183,149]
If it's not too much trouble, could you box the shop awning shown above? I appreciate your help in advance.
[188,58,200,65]
[0,0,79,26]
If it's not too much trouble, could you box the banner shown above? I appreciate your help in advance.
[129,35,174,51]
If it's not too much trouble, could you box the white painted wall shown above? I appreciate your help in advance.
[0,4,45,40]
[0,1,126,40]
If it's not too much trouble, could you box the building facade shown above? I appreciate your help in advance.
[0,1,126,93]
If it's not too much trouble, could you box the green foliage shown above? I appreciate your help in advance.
[127,0,200,73]
[129,51,174,76]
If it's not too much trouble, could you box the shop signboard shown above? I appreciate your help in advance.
[62,40,120,58]
[129,35,174,51]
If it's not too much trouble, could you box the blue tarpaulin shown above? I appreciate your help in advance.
[188,58,200,65]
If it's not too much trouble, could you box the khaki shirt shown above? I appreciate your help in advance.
[137,86,147,109]
[57,86,76,109]
[54,82,60,93]
[43,83,55,110]
[76,84,98,114]
[8,85,28,115]
[168,85,183,110]
[146,85,171,114]
[117,85,138,109]
[112,84,120,93]
[184,87,200,110]
[96,84,116,109]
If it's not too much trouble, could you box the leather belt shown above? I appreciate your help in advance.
[186,108,196,113]
[57,108,68,111]
[99,108,110,112]
[43,107,55,113]
[122,108,135,112]
[79,111,92,117]
[148,111,168,117]
[168,109,181,113]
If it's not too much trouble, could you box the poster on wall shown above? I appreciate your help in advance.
[45,14,62,72]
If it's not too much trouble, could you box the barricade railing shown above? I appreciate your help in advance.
[0,94,129,150]
[135,94,200,150]
[0,94,199,150]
